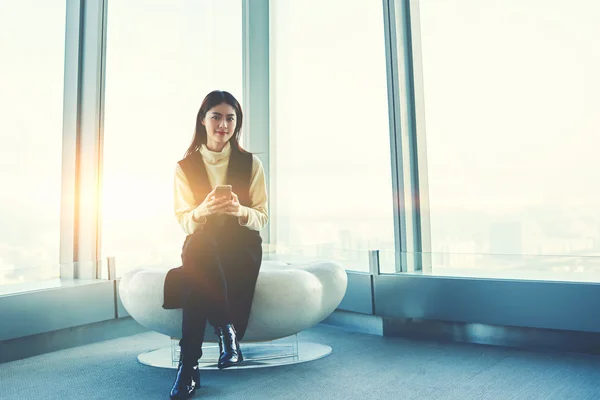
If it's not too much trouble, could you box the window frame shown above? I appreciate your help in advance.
[5,0,600,347]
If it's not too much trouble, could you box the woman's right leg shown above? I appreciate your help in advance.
[171,230,226,399]
[179,229,229,361]
[178,229,246,375]
[171,295,203,400]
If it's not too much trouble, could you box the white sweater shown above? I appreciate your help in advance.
[173,141,268,235]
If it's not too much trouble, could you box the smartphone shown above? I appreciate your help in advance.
[214,185,232,200]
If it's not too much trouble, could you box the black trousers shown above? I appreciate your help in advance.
[178,220,262,361]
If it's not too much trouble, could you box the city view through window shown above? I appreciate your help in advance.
[1,0,599,285]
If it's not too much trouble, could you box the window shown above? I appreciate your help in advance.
[270,0,395,272]
[102,0,243,277]
[0,1,66,285]
[419,0,600,278]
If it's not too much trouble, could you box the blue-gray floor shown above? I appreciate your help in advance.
[1,324,599,399]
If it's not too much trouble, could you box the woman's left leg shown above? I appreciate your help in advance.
[218,228,263,340]
[211,228,263,369]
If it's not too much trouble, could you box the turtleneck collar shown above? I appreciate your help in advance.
[200,141,232,164]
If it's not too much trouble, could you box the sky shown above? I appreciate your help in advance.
[1,0,599,284]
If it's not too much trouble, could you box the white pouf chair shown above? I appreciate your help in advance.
[119,260,348,369]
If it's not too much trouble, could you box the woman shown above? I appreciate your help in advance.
[162,90,268,399]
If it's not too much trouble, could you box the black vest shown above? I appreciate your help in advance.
[178,146,253,213]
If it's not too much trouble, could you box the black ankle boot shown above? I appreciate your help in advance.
[170,356,200,399]
[216,324,243,369]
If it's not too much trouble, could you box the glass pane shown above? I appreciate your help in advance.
[270,0,395,272]
[0,1,66,285]
[102,0,243,278]
[419,0,600,278]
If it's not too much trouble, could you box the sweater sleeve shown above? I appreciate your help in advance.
[238,155,269,231]
[174,164,207,235]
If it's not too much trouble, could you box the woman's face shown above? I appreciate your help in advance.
[202,102,237,150]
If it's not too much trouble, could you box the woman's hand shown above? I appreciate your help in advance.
[192,188,232,219]
[222,192,248,221]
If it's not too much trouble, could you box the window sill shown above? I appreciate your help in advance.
[0,278,107,297]
[400,267,600,284]
[0,279,117,342]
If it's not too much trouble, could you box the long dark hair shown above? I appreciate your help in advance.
[184,90,248,158]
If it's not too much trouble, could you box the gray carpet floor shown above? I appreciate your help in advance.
[1,324,599,400]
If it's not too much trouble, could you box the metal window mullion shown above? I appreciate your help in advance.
[242,0,271,245]
[60,0,107,280]
[60,0,84,279]
[407,0,432,272]
[396,0,419,272]
[384,0,429,272]
[383,0,408,273]
[96,0,109,278]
